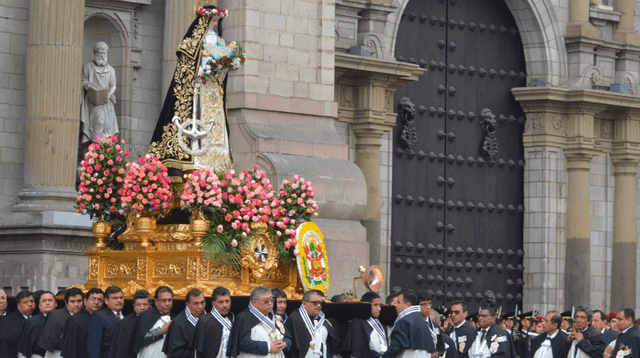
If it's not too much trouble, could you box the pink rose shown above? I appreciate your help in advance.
[217,225,223,233]
[231,239,238,247]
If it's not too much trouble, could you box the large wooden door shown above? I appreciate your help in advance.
[391,0,526,312]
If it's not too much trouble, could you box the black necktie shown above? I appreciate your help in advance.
[480,329,487,342]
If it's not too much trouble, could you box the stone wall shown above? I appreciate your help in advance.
[0,0,29,213]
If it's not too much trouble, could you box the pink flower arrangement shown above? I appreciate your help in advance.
[181,164,319,265]
[75,135,130,219]
[118,154,172,215]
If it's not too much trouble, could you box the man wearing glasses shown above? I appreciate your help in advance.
[467,306,516,358]
[447,301,477,357]
[285,289,336,358]
[61,288,104,358]
[227,286,291,358]
[132,286,175,358]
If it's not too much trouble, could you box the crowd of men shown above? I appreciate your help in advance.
[0,286,639,358]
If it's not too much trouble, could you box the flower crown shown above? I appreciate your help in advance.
[197,7,229,18]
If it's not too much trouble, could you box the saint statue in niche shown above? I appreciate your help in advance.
[80,41,118,144]
[149,6,243,173]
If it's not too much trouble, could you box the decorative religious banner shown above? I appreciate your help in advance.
[295,222,330,292]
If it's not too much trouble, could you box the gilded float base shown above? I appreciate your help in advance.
[76,219,303,299]
[76,248,303,299]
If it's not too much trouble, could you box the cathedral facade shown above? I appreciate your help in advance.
[0,0,639,313]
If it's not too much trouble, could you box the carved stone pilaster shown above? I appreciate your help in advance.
[335,53,424,266]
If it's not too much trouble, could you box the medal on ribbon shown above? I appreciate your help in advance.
[299,307,325,353]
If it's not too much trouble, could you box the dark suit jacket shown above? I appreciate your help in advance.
[437,331,460,358]
[571,326,605,358]
[530,330,570,358]
[162,310,196,358]
[448,320,477,357]
[87,308,120,358]
[611,325,640,358]
[474,324,517,358]
[601,329,618,347]
[512,330,529,358]
[0,311,29,358]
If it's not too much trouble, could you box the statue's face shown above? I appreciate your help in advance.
[94,49,108,66]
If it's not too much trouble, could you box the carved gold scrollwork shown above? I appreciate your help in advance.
[137,257,147,281]
[89,258,99,281]
[241,222,279,279]
[156,262,185,276]
[106,262,135,276]
[187,257,198,279]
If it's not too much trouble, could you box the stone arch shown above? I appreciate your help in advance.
[385,0,567,86]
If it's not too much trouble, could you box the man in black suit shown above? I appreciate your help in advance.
[467,306,517,358]
[0,289,7,322]
[530,311,569,358]
[605,308,640,358]
[381,288,436,358]
[108,289,152,358]
[162,288,206,358]
[0,290,35,358]
[429,310,458,358]
[447,301,477,357]
[38,287,85,358]
[191,286,233,358]
[592,310,618,346]
[87,286,124,358]
[567,306,605,358]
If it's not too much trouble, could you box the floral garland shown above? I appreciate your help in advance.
[181,165,319,266]
[200,47,245,85]
[118,155,172,215]
[278,175,319,251]
[75,135,130,219]
[197,7,229,18]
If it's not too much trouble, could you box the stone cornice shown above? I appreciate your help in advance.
[514,87,640,150]
[512,87,640,110]
[335,53,425,84]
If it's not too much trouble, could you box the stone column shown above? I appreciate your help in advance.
[352,75,396,222]
[567,0,598,37]
[613,0,640,44]
[14,0,85,212]
[564,104,602,307]
[161,0,200,96]
[564,151,596,306]
[610,109,640,309]
[351,75,398,268]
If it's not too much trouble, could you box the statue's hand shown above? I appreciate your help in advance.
[110,95,117,104]
[202,49,211,56]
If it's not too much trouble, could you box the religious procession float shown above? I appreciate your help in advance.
[72,6,336,299]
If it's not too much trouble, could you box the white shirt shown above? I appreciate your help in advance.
[111,310,122,320]
[533,330,558,358]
